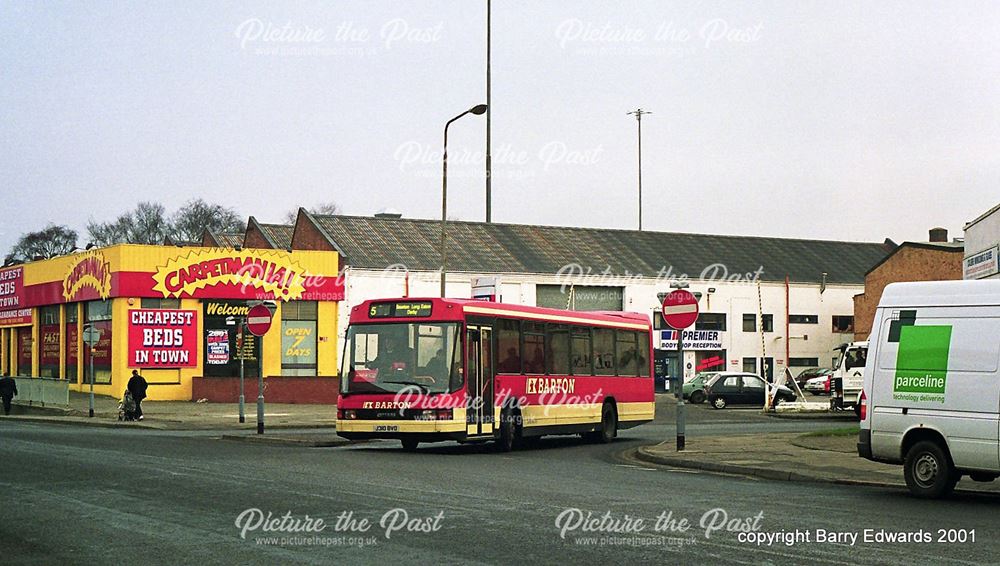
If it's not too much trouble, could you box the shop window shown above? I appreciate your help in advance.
[202,301,259,378]
[546,324,570,376]
[695,313,726,331]
[39,305,61,378]
[593,329,615,376]
[496,319,521,374]
[742,357,756,374]
[83,301,113,384]
[788,314,818,324]
[832,316,855,333]
[616,331,638,376]
[16,327,32,376]
[141,298,181,309]
[65,304,79,382]
[570,328,592,376]
[281,301,318,376]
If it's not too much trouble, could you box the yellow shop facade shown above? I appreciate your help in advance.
[0,245,344,402]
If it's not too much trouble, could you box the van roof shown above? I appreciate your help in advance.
[880,279,1000,308]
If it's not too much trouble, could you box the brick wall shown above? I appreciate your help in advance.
[291,211,337,252]
[244,223,273,249]
[853,245,963,340]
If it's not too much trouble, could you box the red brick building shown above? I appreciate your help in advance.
[853,229,964,341]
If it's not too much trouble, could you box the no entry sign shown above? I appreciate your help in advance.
[662,289,699,330]
[246,304,273,336]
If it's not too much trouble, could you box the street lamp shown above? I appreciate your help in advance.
[627,108,651,230]
[440,104,488,297]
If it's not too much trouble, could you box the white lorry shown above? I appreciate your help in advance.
[831,340,868,413]
[858,279,1000,498]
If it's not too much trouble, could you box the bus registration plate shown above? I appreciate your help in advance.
[374,425,399,433]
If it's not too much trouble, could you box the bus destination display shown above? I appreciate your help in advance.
[369,301,433,318]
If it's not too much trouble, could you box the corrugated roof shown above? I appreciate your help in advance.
[213,232,245,248]
[258,223,293,249]
[311,215,891,285]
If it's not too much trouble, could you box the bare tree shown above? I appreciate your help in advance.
[282,202,342,224]
[87,201,171,246]
[170,199,243,242]
[6,225,78,263]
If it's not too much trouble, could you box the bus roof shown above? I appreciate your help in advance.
[349,297,651,331]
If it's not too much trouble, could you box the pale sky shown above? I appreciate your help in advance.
[2,1,998,255]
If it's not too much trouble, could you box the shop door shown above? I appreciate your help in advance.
[466,326,495,437]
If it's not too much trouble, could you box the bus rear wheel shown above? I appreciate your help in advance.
[585,402,618,444]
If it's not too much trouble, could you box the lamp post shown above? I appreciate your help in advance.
[440,104,488,297]
[627,108,651,230]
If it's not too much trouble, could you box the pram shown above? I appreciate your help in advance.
[118,390,138,421]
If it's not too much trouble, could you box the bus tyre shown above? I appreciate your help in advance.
[401,438,419,452]
[497,409,520,452]
[904,441,958,498]
[689,390,706,404]
[597,402,617,444]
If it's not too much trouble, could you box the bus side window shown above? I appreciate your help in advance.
[546,324,570,375]
[593,329,616,376]
[616,330,638,376]
[570,327,593,376]
[636,331,650,377]
[497,319,521,374]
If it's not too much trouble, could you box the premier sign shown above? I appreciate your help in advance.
[660,329,724,351]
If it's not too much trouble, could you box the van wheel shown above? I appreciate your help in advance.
[711,396,727,409]
[904,441,958,498]
[401,438,419,452]
[689,390,706,404]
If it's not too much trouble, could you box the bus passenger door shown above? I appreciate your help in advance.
[466,326,495,437]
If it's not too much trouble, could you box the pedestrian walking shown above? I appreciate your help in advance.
[127,370,148,420]
[0,373,17,416]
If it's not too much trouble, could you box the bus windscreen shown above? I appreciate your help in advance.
[341,322,460,395]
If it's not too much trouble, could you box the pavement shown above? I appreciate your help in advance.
[2,390,337,431]
[635,430,1000,494]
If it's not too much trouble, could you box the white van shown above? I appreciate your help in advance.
[858,279,1000,498]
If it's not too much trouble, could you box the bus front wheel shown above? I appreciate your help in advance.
[401,438,419,452]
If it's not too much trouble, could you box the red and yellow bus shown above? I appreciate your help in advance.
[336,298,654,451]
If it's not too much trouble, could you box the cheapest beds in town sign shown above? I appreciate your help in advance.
[0,266,31,326]
[127,309,198,368]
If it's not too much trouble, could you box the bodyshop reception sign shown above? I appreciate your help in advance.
[0,266,31,326]
[127,309,198,368]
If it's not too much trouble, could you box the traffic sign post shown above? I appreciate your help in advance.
[663,287,700,451]
[246,304,273,435]
[82,325,101,418]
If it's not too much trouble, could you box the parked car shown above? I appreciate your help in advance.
[704,372,797,409]
[682,372,719,404]
[804,374,831,395]
[794,367,831,387]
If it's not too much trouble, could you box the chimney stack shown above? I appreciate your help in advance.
[929,227,948,243]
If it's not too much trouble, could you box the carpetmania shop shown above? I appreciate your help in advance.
[0,245,344,402]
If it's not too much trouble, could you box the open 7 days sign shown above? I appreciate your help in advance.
[891,312,952,403]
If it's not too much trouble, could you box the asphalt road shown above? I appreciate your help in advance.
[1,400,997,565]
